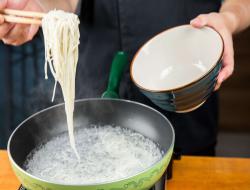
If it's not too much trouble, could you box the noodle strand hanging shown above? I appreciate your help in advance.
[42,10,80,160]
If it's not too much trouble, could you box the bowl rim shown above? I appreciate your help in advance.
[130,24,224,93]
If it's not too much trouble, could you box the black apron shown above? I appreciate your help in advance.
[76,0,221,155]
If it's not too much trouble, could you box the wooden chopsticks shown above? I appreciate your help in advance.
[0,9,45,25]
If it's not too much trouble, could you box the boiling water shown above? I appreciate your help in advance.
[24,125,163,184]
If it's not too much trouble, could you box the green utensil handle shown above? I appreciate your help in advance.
[102,51,128,99]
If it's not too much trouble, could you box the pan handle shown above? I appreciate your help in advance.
[102,51,128,99]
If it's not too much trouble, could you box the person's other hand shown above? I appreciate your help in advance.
[0,0,43,46]
[190,12,237,90]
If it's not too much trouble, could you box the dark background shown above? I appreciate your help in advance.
[216,28,250,157]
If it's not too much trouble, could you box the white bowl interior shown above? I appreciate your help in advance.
[131,25,223,91]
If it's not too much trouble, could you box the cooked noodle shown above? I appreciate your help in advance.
[42,10,80,159]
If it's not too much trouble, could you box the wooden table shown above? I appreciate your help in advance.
[1,150,250,190]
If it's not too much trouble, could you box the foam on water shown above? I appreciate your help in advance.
[24,125,163,184]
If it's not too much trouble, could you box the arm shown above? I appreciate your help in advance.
[191,0,250,90]
[0,0,79,46]
[220,0,250,33]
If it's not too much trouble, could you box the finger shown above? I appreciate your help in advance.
[214,81,221,91]
[27,24,39,41]
[190,14,208,28]
[11,39,26,46]
[220,33,234,80]
[0,0,13,40]
[2,38,15,45]
[2,35,25,46]
[0,0,7,9]
[217,62,234,84]
[214,34,234,91]
[3,38,23,46]
[13,25,39,44]
[0,23,14,39]
[3,23,30,45]
[0,14,4,24]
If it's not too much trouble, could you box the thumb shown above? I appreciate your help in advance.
[0,0,7,9]
[7,0,29,9]
[190,15,207,28]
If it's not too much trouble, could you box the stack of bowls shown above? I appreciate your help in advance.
[130,25,224,113]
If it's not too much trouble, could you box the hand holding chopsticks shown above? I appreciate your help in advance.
[0,9,45,25]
